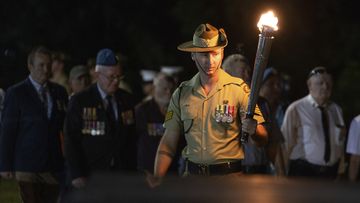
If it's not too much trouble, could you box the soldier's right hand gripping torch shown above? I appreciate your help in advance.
[240,11,279,144]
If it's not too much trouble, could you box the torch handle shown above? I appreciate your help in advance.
[241,32,274,144]
[240,132,250,144]
[240,113,253,144]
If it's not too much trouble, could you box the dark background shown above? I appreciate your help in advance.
[0,0,359,125]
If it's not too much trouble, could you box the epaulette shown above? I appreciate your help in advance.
[223,80,250,94]
[222,81,246,87]
[178,80,190,88]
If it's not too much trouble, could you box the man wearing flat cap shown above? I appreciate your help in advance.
[281,66,346,179]
[64,48,137,188]
[68,65,91,97]
[149,23,268,184]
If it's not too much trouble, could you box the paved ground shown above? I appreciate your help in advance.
[66,173,360,203]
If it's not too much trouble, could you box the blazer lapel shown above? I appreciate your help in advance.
[114,91,124,125]
[24,78,47,117]
[48,82,58,119]
[91,84,105,109]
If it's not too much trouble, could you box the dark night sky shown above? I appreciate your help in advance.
[0,0,359,123]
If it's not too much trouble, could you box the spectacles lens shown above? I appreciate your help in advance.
[313,69,325,74]
[308,68,327,78]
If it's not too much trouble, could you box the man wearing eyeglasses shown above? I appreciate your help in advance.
[281,66,346,179]
[64,48,137,189]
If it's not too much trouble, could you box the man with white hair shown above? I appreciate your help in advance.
[64,48,137,189]
[222,53,251,85]
[136,73,184,174]
[281,66,346,179]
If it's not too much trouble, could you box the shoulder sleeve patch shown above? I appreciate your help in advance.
[165,110,174,122]
[243,84,250,93]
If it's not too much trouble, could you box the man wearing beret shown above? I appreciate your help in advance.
[64,48,137,188]
[149,23,268,186]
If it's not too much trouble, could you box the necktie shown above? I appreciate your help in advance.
[319,106,330,163]
[39,86,48,116]
[106,95,116,124]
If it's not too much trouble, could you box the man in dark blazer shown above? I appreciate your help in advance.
[0,46,68,203]
[136,72,185,175]
[64,48,137,189]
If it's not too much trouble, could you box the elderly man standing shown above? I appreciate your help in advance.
[281,66,346,179]
[0,46,68,202]
[148,23,267,186]
[68,65,91,97]
[222,53,251,85]
[136,73,183,174]
[64,48,137,189]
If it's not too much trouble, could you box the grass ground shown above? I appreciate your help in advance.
[0,179,21,203]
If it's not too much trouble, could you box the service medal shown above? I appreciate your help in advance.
[100,122,105,135]
[227,115,233,123]
[91,128,96,136]
[219,105,224,122]
[83,120,89,134]
[221,104,228,123]
[82,108,87,120]
[81,128,87,134]
[96,121,101,135]
[227,106,234,123]
[215,105,221,122]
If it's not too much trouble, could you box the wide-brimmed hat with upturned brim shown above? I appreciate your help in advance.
[177,23,228,52]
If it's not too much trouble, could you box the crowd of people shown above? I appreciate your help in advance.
[0,22,359,202]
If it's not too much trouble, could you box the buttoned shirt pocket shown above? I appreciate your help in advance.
[180,105,197,134]
[334,125,345,146]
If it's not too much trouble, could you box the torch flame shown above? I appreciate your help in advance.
[257,11,278,32]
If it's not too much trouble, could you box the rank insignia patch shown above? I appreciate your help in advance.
[165,111,173,122]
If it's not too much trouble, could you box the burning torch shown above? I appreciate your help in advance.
[240,11,279,144]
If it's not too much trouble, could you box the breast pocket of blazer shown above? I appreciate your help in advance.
[180,105,198,134]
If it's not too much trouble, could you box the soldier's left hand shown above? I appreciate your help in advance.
[242,118,257,135]
[145,170,162,188]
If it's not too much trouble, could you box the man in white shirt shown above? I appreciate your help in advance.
[346,115,360,181]
[281,66,346,179]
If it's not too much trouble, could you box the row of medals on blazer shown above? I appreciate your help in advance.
[82,107,106,136]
